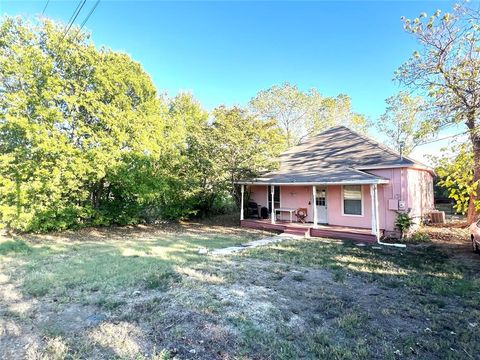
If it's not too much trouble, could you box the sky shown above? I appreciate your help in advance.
[0,0,469,163]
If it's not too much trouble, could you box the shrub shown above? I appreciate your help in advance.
[395,211,414,239]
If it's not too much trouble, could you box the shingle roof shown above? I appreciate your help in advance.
[240,167,389,185]
[279,126,426,171]
[238,126,433,185]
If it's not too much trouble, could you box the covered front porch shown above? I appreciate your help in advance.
[240,218,382,242]
[237,171,389,242]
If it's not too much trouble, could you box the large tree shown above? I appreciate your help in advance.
[166,98,286,217]
[396,3,480,223]
[376,92,432,155]
[249,82,367,147]
[0,17,176,230]
[209,106,285,207]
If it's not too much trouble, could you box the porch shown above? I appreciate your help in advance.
[241,218,380,243]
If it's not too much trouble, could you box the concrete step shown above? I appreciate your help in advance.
[284,227,309,237]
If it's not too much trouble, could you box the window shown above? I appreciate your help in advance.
[268,186,280,212]
[316,188,326,206]
[343,185,362,216]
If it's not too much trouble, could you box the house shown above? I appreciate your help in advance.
[237,126,435,242]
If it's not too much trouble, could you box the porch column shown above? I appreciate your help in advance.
[240,184,244,221]
[271,185,275,224]
[312,185,318,227]
[370,184,380,239]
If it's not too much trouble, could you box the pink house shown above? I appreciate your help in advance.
[237,126,435,242]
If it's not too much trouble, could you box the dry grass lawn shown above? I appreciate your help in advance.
[1,216,479,359]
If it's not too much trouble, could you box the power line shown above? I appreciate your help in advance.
[73,0,101,41]
[42,0,50,15]
[61,0,87,41]
[420,131,469,146]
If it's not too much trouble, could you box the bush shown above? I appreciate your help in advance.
[395,211,414,239]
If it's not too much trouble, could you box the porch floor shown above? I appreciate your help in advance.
[241,218,380,243]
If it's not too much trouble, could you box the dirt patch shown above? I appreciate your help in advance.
[1,221,479,359]
[423,223,470,244]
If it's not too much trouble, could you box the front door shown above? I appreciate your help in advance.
[315,187,327,224]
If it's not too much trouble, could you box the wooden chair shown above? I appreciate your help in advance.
[295,208,308,223]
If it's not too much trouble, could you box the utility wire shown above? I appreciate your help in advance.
[73,0,101,40]
[42,0,50,15]
[61,0,87,41]
[420,130,469,146]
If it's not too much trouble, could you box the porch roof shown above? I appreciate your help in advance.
[237,167,389,186]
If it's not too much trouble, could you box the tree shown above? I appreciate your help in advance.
[209,106,285,207]
[0,17,177,230]
[429,142,474,215]
[167,93,216,216]
[311,93,369,135]
[249,82,367,147]
[396,3,480,223]
[166,99,286,217]
[376,92,432,155]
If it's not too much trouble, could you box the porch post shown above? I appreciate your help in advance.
[370,184,379,238]
[240,184,245,221]
[271,185,275,224]
[312,185,318,227]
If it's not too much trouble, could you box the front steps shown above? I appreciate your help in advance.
[284,226,309,237]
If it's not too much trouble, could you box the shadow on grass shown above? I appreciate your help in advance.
[1,230,238,301]
[244,238,480,298]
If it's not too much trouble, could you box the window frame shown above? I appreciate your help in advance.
[315,187,326,207]
[341,185,364,217]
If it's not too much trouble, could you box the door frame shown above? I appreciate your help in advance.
[314,186,328,224]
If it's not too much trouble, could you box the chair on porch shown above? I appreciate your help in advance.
[295,208,308,223]
[246,202,260,218]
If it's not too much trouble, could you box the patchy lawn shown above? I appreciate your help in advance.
[1,220,479,359]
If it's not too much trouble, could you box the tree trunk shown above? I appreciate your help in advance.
[467,118,480,224]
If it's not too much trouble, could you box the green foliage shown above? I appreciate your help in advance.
[406,231,431,243]
[167,96,285,218]
[0,18,286,231]
[376,92,433,155]
[0,17,182,231]
[397,3,480,222]
[249,82,368,147]
[395,212,414,239]
[429,143,476,215]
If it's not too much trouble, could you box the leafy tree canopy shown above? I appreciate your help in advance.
[376,92,433,155]
[396,3,480,222]
[249,82,368,147]
[428,142,475,215]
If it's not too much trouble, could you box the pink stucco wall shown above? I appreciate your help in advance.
[326,184,374,229]
[247,167,434,232]
[369,168,406,232]
[406,168,435,224]
[249,185,314,222]
[249,185,268,209]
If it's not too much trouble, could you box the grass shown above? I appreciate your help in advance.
[1,221,479,359]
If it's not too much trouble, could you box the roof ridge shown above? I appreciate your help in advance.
[337,126,410,162]
[328,126,433,168]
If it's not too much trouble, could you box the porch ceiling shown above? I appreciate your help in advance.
[237,167,389,186]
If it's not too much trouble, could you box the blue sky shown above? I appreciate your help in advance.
[0,0,466,162]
